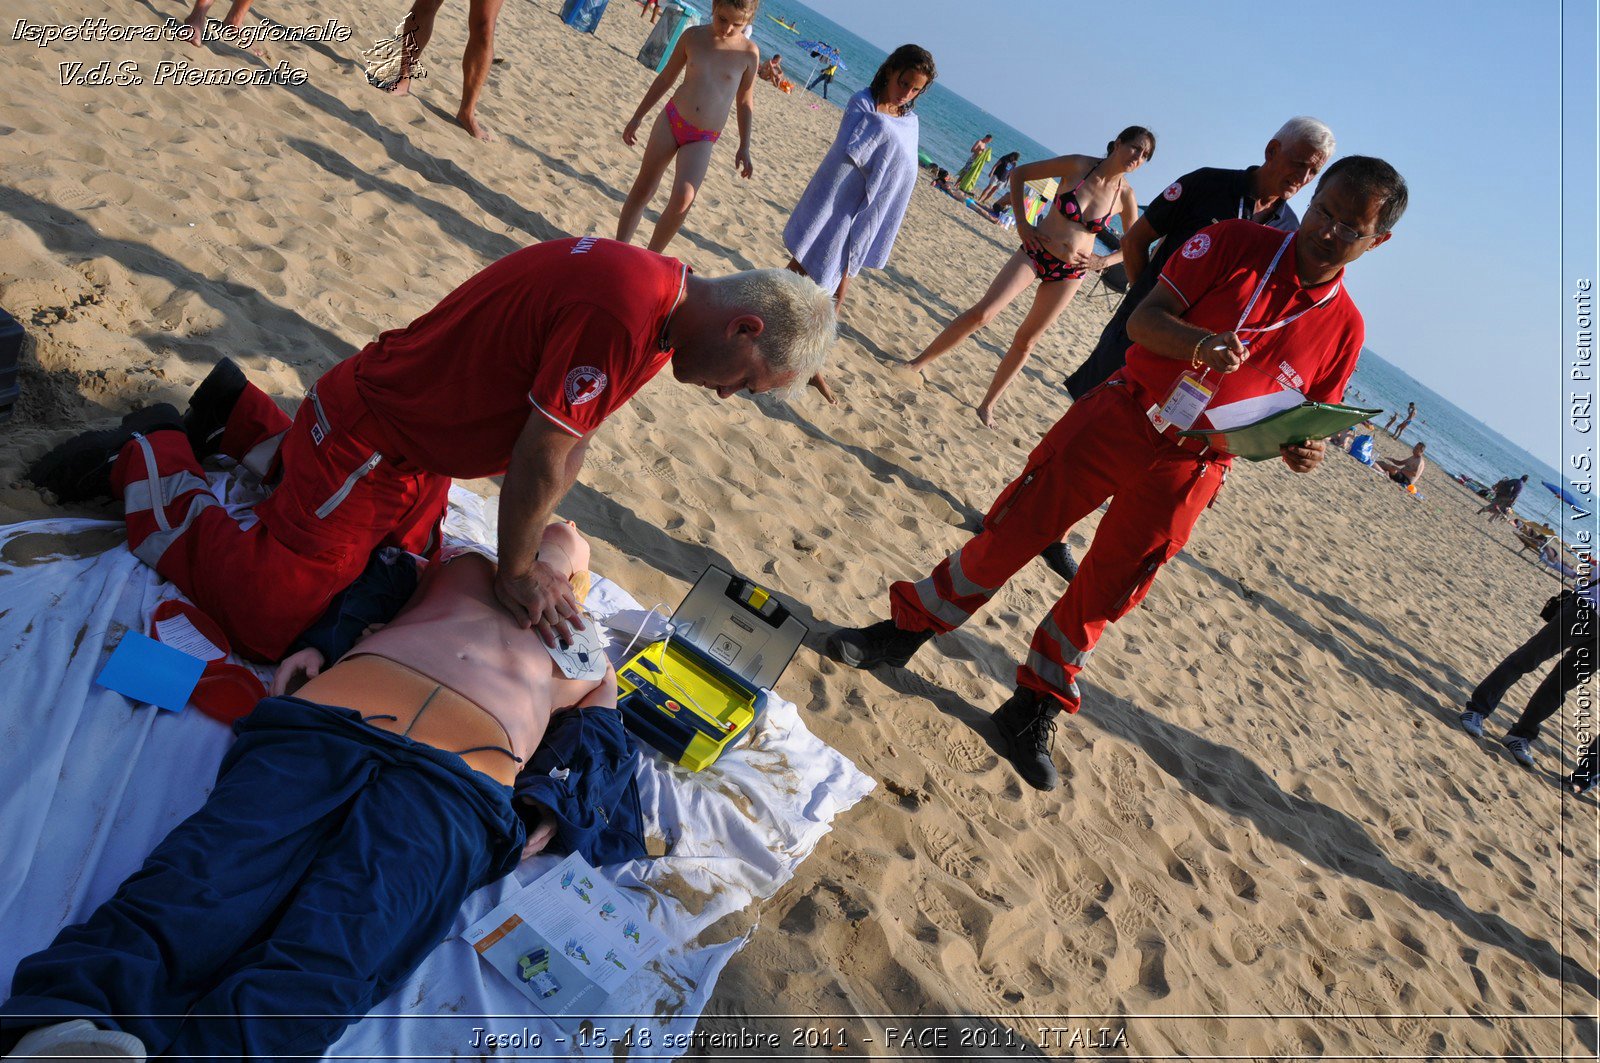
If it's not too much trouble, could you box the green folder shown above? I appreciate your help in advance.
[1179,403,1382,462]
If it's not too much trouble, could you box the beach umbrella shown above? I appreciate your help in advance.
[795,41,845,100]
[1544,480,1592,518]
[796,40,845,68]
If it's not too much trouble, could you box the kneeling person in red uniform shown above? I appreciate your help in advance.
[27,238,834,661]
[830,157,1406,792]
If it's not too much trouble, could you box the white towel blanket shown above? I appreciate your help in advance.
[0,486,874,1059]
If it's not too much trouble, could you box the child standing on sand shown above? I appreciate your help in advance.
[616,0,760,253]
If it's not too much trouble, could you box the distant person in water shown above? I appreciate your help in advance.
[1394,401,1417,438]
[615,0,760,254]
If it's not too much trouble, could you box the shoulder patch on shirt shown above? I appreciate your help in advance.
[1181,233,1211,259]
[564,367,609,406]
[1162,181,1183,201]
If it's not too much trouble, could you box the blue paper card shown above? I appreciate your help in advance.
[96,631,206,712]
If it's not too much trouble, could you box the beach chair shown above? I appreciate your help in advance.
[1083,263,1129,311]
[1514,523,1554,556]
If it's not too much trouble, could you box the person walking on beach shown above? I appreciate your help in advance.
[181,0,257,49]
[898,128,1153,427]
[26,238,835,661]
[371,0,507,141]
[977,151,1021,205]
[1459,581,1597,770]
[1394,401,1417,439]
[1571,739,1597,796]
[616,0,760,254]
[806,60,839,99]
[1061,117,1334,400]
[783,44,936,405]
[833,156,1406,792]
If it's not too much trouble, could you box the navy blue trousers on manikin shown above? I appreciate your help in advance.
[0,697,525,1061]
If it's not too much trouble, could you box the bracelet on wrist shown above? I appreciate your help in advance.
[1191,333,1212,369]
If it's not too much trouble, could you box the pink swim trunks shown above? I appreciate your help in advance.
[664,99,720,146]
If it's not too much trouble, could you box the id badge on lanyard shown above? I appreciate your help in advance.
[1154,371,1215,431]
[1155,231,1333,432]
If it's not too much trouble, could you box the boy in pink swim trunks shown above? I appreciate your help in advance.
[617,0,760,253]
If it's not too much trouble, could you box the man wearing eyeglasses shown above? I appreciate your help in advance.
[1041,118,1335,582]
[830,156,1406,793]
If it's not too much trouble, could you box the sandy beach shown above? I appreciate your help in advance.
[1,0,1595,1057]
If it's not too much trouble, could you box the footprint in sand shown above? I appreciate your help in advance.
[943,731,997,773]
[1134,930,1172,998]
[918,823,981,880]
[1340,889,1374,921]
[1219,859,1259,902]
[1229,921,1271,964]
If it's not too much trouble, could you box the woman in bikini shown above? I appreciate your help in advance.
[899,127,1154,427]
[616,0,760,253]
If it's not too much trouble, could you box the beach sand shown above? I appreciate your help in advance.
[1,0,1595,1056]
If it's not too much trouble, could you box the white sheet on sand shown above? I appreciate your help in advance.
[0,485,874,1058]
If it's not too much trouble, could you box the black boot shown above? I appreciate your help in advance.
[26,404,184,503]
[828,618,934,670]
[991,687,1061,791]
[184,357,248,461]
[1040,541,1078,582]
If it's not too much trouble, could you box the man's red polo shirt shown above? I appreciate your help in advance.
[1121,219,1365,430]
[351,238,686,479]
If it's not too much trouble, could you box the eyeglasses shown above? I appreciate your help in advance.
[1306,203,1380,244]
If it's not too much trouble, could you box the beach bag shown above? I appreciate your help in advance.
[1350,434,1375,465]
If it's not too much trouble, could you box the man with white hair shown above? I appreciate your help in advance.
[28,238,835,659]
[1062,117,1334,400]
[1042,117,1334,580]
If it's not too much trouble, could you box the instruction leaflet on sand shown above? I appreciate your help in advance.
[462,853,665,1020]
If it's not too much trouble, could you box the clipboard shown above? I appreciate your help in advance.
[1179,403,1381,462]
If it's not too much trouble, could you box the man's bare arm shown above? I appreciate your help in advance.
[1120,214,1160,287]
[495,412,589,645]
[1127,281,1248,372]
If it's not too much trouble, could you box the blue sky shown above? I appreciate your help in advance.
[800,0,1596,472]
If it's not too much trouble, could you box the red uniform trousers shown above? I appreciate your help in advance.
[110,358,450,662]
[889,377,1228,712]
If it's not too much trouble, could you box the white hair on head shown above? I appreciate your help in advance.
[1271,116,1335,156]
[702,268,836,400]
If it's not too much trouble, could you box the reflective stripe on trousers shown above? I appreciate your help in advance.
[127,433,219,568]
[911,546,1001,629]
